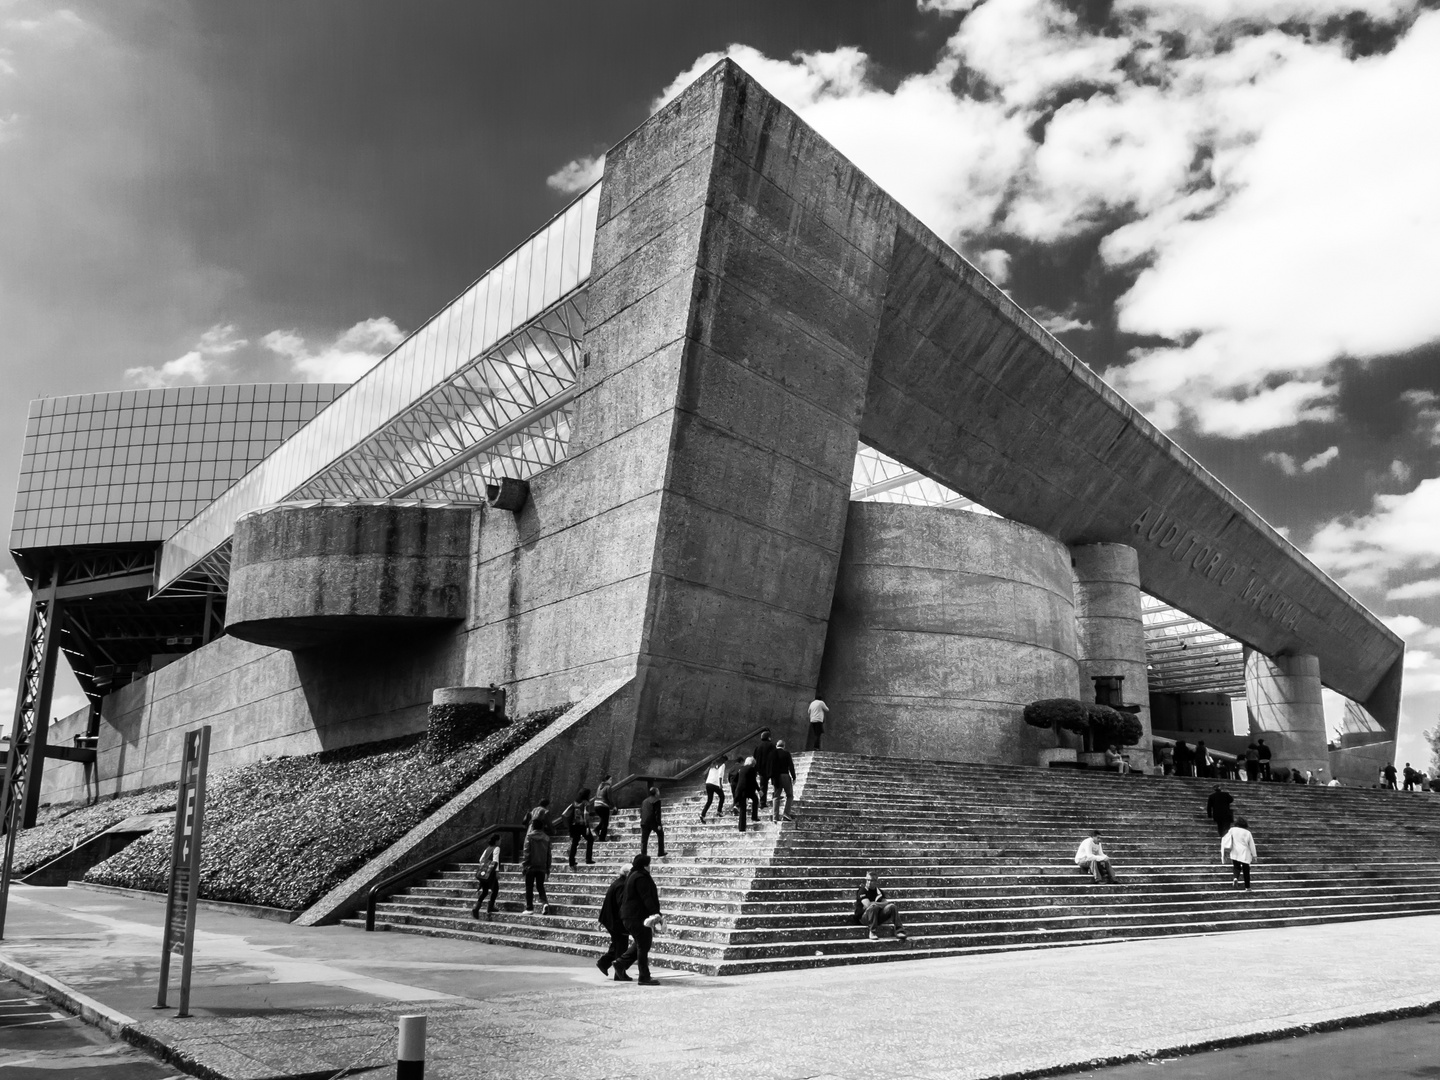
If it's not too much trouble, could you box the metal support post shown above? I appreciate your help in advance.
[0,568,61,939]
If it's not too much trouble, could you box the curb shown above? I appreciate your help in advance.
[0,951,134,1039]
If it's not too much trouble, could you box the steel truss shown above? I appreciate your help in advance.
[0,570,61,936]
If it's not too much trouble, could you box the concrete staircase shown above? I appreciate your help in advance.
[348,751,1440,974]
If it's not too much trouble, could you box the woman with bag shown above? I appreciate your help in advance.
[700,755,728,823]
[471,835,503,919]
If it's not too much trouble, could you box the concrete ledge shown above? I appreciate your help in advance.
[67,880,302,923]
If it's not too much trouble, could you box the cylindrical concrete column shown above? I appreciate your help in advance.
[1245,650,1328,778]
[818,502,1080,765]
[1070,543,1152,760]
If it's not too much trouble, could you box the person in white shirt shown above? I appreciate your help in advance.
[1074,829,1119,884]
[807,698,829,750]
[1220,816,1258,890]
[700,755,728,823]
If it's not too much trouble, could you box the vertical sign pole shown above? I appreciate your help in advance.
[156,725,210,1014]
[176,725,209,1018]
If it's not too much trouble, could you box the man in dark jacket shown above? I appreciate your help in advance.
[736,756,761,833]
[753,730,775,809]
[595,867,630,977]
[1206,785,1235,836]
[1256,739,1272,780]
[770,739,796,822]
[528,798,553,835]
[640,784,666,857]
[521,821,553,914]
[614,854,662,985]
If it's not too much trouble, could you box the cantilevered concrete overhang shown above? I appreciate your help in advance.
[859,225,1403,732]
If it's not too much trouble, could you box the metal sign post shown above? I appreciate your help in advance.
[156,725,210,1017]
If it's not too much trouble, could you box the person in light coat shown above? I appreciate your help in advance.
[1074,829,1119,884]
[1220,815,1258,890]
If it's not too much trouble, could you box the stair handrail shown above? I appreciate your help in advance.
[364,820,535,931]
[362,724,776,930]
[608,724,775,798]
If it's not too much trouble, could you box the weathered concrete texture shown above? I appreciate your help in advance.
[819,502,1079,764]
[1330,739,1397,787]
[226,502,471,650]
[66,629,462,800]
[1071,543,1153,756]
[1246,650,1329,777]
[861,223,1402,731]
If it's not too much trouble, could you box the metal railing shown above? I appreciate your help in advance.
[362,724,775,931]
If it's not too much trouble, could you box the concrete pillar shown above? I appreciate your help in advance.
[1070,543,1152,761]
[1245,650,1328,779]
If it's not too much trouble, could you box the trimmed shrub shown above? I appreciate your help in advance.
[1088,704,1144,748]
[84,703,569,912]
[1022,698,1090,734]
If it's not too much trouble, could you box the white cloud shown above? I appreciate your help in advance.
[546,154,604,195]
[1264,451,1298,476]
[1307,476,1440,590]
[1301,445,1339,472]
[1400,649,1440,695]
[1392,459,1413,483]
[262,317,404,383]
[1387,578,1440,602]
[1034,307,1093,334]
[1108,15,1440,434]
[0,570,32,636]
[972,248,1012,286]
[124,323,246,387]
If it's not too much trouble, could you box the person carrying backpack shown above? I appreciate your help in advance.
[562,787,595,868]
[470,834,502,919]
[592,775,614,841]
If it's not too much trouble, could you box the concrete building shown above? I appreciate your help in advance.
[5,61,1402,820]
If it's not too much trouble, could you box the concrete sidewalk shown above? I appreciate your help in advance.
[4,883,1440,1080]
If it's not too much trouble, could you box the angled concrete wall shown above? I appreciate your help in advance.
[819,503,1079,763]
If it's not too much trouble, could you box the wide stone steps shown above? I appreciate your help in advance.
[354,750,1440,973]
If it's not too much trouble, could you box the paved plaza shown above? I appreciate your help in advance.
[3,884,1440,1079]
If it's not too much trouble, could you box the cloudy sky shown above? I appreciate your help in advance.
[2,0,1438,768]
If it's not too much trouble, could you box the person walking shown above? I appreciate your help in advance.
[562,787,595,868]
[613,854,663,985]
[753,729,775,810]
[521,819,553,915]
[853,871,906,941]
[1382,762,1399,789]
[528,797,553,835]
[1174,741,1193,778]
[592,775,614,841]
[1206,784,1235,836]
[1220,815,1258,890]
[470,834,502,919]
[640,784,666,857]
[1194,740,1211,779]
[700,756,728,823]
[1403,763,1418,792]
[1256,738,1272,780]
[1074,829,1119,884]
[807,697,829,750]
[595,866,631,977]
[736,756,761,832]
[770,739,796,821]
[1244,743,1260,783]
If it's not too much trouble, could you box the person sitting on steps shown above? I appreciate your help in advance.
[853,871,907,941]
[1074,829,1119,884]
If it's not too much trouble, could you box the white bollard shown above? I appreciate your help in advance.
[397,1014,426,1079]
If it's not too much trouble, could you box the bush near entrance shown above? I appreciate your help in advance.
[1023,698,1090,736]
[1023,698,1143,753]
[83,703,569,912]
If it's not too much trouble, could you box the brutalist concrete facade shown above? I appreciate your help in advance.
[30,61,1405,804]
